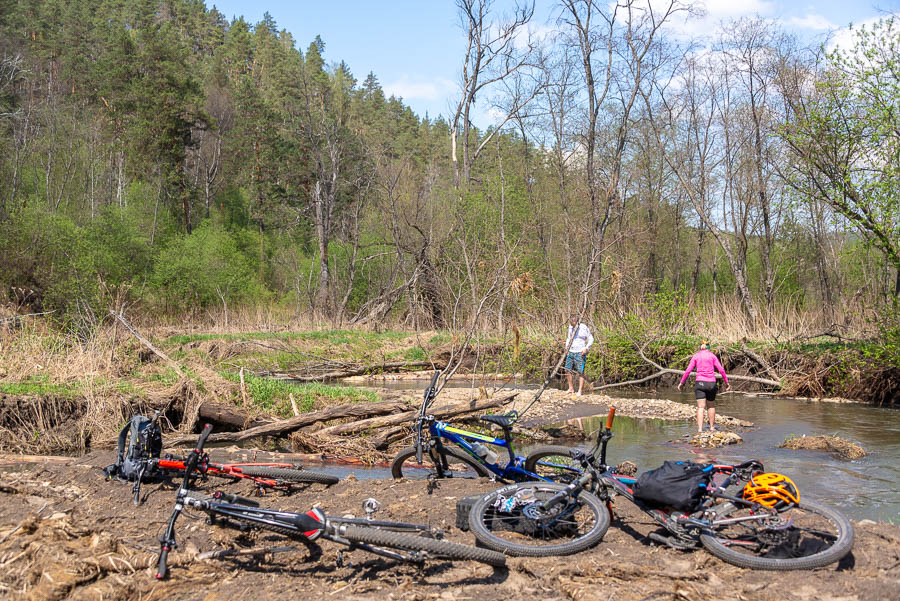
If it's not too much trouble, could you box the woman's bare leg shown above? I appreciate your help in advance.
[696,400,706,432]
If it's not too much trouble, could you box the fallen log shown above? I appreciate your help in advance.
[313,393,519,437]
[165,400,411,446]
[197,401,269,430]
[266,361,442,382]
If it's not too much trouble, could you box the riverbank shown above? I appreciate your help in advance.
[1,454,898,601]
[0,324,896,460]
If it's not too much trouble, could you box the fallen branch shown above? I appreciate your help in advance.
[164,400,411,446]
[632,342,781,388]
[313,393,518,437]
[740,342,781,383]
[594,370,671,390]
[109,311,183,374]
[197,545,298,561]
[267,361,441,382]
[0,311,55,324]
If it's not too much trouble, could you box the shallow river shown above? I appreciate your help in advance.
[343,379,900,523]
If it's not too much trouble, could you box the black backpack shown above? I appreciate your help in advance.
[106,413,163,481]
[632,460,714,512]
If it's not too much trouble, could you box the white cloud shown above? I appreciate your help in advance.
[383,77,456,102]
[663,0,776,39]
[788,13,837,31]
[828,14,899,53]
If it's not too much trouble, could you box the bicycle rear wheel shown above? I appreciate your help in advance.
[238,466,339,485]
[699,499,854,570]
[339,525,506,567]
[390,446,490,479]
[468,482,610,557]
[523,446,583,483]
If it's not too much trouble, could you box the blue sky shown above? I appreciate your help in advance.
[209,0,899,125]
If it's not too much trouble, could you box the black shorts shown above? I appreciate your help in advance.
[694,381,718,404]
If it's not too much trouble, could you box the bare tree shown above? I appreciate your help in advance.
[451,0,538,188]
[559,0,691,311]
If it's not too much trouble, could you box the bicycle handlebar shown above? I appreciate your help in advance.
[426,370,440,399]
[605,406,616,430]
[216,492,260,507]
[157,424,213,580]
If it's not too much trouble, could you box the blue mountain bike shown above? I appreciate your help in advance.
[390,371,554,482]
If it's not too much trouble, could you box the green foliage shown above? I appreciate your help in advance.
[151,222,266,311]
[783,17,900,279]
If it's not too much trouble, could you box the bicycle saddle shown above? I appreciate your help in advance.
[480,414,516,428]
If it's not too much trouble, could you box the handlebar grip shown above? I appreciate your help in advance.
[425,370,440,398]
[605,406,616,429]
[194,423,213,453]
[220,492,260,507]
[156,547,170,579]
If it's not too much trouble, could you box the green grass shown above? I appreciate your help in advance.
[165,329,412,346]
[219,371,380,417]
[0,376,80,397]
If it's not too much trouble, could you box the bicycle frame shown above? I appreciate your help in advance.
[157,424,463,579]
[429,420,541,481]
[414,371,552,483]
[536,407,783,548]
[157,456,303,489]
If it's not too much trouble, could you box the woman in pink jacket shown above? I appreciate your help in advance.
[677,341,731,433]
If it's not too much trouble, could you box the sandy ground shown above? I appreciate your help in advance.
[1,451,898,601]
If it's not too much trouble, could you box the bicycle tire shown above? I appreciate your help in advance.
[523,446,584,483]
[238,466,339,486]
[390,446,491,479]
[699,499,854,570]
[468,482,610,557]
[339,524,506,567]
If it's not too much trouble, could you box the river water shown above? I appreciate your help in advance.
[351,378,900,523]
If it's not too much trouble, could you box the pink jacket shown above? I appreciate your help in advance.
[679,350,728,386]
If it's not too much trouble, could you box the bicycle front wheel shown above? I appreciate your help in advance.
[339,525,506,567]
[238,466,339,486]
[390,446,491,479]
[468,482,610,557]
[699,499,854,570]
[523,446,583,483]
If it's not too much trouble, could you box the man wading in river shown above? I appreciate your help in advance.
[564,316,593,397]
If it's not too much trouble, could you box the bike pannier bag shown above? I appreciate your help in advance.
[632,460,713,512]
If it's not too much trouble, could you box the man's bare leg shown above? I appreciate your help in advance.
[566,371,575,394]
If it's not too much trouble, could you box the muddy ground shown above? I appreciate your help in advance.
[1,452,898,601]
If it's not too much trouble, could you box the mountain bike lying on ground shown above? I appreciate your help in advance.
[156,424,506,579]
[104,411,339,505]
[391,371,552,482]
[462,407,854,570]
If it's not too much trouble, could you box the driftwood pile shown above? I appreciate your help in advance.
[166,393,520,461]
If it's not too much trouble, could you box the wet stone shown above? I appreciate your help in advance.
[687,430,743,448]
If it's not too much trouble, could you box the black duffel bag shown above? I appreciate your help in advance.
[632,460,714,512]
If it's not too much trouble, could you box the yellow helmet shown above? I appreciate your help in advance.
[742,473,799,509]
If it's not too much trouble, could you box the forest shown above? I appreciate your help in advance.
[0,0,898,343]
